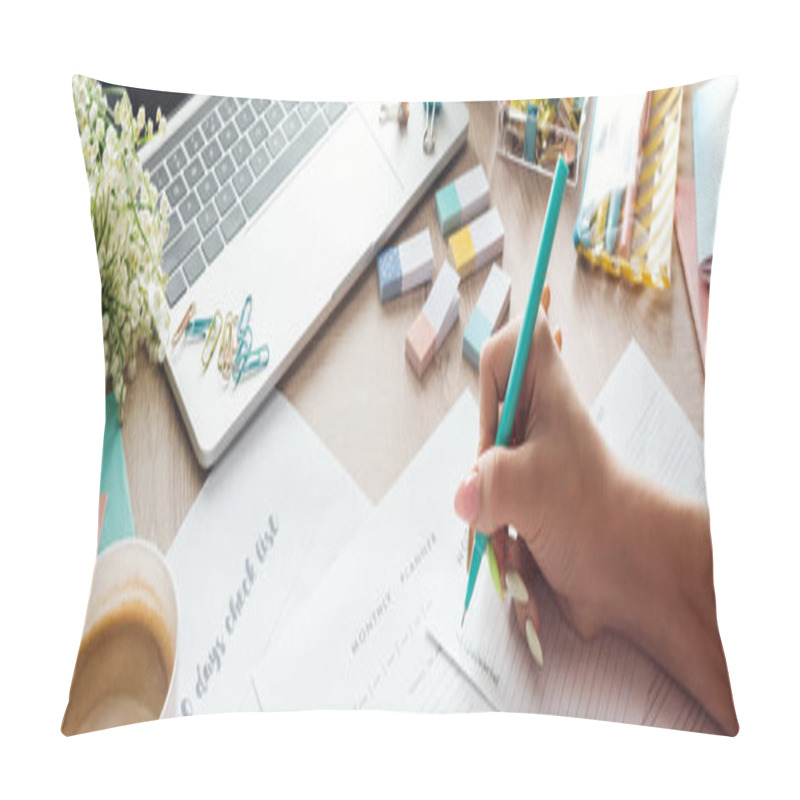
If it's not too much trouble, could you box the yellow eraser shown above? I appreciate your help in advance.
[447,207,504,280]
[448,227,475,277]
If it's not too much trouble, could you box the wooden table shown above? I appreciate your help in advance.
[121,97,704,555]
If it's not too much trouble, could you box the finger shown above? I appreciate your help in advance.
[503,536,539,626]
[541,283,551,316]
[504,537,544,668]
[478,318,522,456]
[478,313,553,454]
[554,327,562,352]
[454,443,532,536]
[512,595,544,668]
[489,527,511,597]
[491,527,508,570]
[466,526,475,574]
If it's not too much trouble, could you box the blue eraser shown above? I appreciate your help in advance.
[436,183,461,238]
[377,247,402,303]
[376,229,434,304]
[435,164,490,238]
[463,308,494,369]
[462,264,511,369]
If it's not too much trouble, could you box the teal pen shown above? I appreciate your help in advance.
[462,154,569,626]
[604,187,623,254]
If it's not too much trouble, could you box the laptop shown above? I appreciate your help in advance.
[139,96,469,468]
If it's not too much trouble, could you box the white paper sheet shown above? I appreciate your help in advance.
[167,391,370,716]
[251,392,490,712]
[693,76,738,270]
[428,341,720,733]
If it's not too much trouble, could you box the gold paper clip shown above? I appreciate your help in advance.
[172,302,196,347]
[201,311,223,372]
[218,312,238,379]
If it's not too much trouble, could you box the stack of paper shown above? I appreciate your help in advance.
[250,343,717,733]
[427,342,717,733]
[166,392,371,716]
[252,392,488,712]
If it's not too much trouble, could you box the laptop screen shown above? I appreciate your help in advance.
[99,81,191,133]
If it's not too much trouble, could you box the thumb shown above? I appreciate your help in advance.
[453,445,529,535]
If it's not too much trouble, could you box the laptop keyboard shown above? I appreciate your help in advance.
[146,97,349,307]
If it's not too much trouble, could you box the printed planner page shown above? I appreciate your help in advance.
[167,391,371,716]
[252,392,490,712]
[428,342,719,733]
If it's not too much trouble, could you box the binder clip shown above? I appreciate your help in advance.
[379,102,409,126]
[423,102,441,154]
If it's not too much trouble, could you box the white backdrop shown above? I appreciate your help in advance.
[1,1,797,796]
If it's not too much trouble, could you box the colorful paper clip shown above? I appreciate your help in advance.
[523,103,538,164]
[201,311,223,371]
[218,312,238,379]
[233,345,270,386]
[238,294,252,342]
[172,302,196,347]
[185,317,214,340]
[234,325,253,368]
[498,98,584,184]
[172,292,269,387]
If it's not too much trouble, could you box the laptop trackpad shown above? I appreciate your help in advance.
[175,110,405,456]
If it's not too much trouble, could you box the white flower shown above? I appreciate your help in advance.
[73,76,169,420]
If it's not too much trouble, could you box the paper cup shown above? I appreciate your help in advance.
[62,539,179,734]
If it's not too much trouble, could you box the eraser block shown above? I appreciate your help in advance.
[377,229,434,303]
[435,164,491,237]
[448,207,504,280]
[463,264,511,369]
[405,262,460,378]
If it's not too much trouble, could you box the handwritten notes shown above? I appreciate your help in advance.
[167,392,370,715]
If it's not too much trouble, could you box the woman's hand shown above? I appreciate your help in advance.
[454,289,738,735]
[456,289,623,654]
